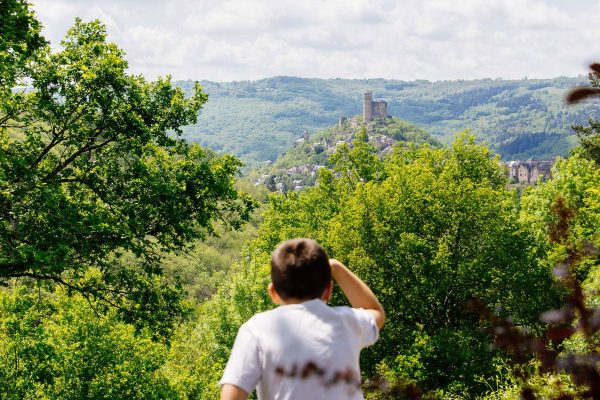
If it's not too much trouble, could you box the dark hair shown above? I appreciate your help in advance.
[271,238,331,300]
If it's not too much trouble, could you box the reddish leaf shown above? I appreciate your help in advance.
[566,87,600,104]
[547,326,575,340]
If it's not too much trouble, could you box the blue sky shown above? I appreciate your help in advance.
[32,0,600,82]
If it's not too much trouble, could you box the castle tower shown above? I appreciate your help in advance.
[363,91,373,122]
[373,100,387,120]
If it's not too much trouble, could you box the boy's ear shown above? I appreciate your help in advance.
[321,280,334,303]
[268,282,282,305]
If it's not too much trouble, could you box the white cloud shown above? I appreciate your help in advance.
[30,0,600,81]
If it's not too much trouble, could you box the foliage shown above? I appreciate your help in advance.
[570,64,600,166]
[0,0,46,89]
[470,276,599,399]
[247,133,562,397]
[161,250,272,400]
[520,154,600,280]
[329,128,385,189]
[468,153,600,400]
[0,18,256,335]
[0,286,178,399]
[162,206,264,303]
[175,76,598,166]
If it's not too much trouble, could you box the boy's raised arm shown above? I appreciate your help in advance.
[329,259,386,329]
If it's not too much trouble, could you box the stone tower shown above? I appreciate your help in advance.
[363,90,373,122]
[363,91,387,122]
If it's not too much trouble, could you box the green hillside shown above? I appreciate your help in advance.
[275,116,438,168]
[176,76,598,167]
[251,116,440,192]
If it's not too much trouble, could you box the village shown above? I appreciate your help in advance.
[254,92,555,193]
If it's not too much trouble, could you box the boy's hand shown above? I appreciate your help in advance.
[328,258,385,329]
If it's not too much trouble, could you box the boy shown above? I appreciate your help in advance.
[220,238,385,400]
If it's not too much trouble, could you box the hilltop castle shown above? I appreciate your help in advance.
[363,91,387,121]
[338,91,388,127]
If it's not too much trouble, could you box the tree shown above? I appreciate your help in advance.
[326,134,559,395]
[569,63,600,165]
[251,133,561,397]
[520,153,600,282]
[474,154,600,400]
[0,19,256,336]
[329,128,385,189]
[0,0,46,90]
[0,286,179,399]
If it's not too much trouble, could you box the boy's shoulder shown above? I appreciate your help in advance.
[245,299,346,319]
[242,300,375,337]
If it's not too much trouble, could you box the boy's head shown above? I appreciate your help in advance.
[270,238,331,301]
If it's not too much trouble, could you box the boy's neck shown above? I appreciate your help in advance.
[279,297,321,305]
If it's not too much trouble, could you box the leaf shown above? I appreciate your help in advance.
[547,326,575,340]
[566,87,600,104]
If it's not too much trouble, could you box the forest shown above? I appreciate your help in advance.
[1,2,599,399]
[176,75,599,168]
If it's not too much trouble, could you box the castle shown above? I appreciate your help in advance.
[505,160,553,185]
[339,91,388,127]
[363,91,388,122]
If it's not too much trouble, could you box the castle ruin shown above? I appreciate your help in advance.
[363,91,387,122]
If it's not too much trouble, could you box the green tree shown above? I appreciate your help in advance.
[0,0,46,89]
[571,65,600,165]
[520,153,600,282]
[0,19,256,335]
[162,251,272,399]
[330,128,385,189]
[477,153,600,400]
[246,133,561,397]
[0,286,178,399]
[326,135,559,395]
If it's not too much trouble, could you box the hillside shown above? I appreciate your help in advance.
[251,116,439,193]
[176,76,599,167]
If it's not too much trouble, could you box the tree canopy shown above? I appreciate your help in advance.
[243,133,562,396]
[0,18,256,335]
[571,65,600,166]
[1,4,597,398]
[0,0,46,89]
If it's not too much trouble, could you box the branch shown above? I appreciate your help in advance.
[0,114,11,126]
[0,259,32,276]
[43,135,115,183]
[5,271,84,292]
[57,177,115,211]
[5,271,130,306]
[28,126,64,170]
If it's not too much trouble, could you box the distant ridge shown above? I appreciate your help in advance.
[176,76,598,167]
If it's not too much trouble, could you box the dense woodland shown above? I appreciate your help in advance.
[176,75,599,168]
[1,3,599,399]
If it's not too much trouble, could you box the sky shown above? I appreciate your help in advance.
[31,0,600,82]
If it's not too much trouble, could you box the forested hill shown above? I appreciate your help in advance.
[176,76,599,167]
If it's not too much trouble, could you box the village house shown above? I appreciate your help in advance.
[505,160,553,184]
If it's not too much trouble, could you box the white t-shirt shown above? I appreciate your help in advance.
[219,298,379,400]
